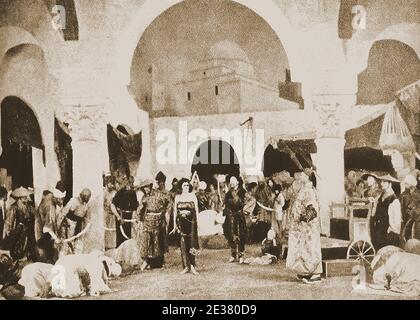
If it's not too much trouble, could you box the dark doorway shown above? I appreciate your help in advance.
[191,140,240,183]
[262,140,316,177]
[0,96,43,189]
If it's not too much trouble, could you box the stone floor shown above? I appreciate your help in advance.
[78,245,419,300]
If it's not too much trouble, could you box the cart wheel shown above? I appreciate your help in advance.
[346,240,376,264]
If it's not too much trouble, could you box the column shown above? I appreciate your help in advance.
[59,104,108,252]
[312,137,346,236]
[53,67,110,252]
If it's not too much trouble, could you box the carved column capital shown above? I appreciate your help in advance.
[312,94,356,139]
[56,104,107,142]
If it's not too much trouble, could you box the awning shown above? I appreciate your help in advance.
[344,147,394,172]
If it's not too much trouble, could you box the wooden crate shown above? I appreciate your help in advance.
[322,259,359,278]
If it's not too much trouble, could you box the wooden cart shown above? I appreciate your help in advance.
[330,199,376,264]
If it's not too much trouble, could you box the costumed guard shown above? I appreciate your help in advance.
[111,177,139,247]
[139,179,168,270]
[223,176,247,264]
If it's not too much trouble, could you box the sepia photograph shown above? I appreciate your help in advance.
[0,0,419,305]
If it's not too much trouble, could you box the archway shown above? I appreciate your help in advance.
[0,96,43,189]
[357,40,420,105]
[114,0,305,87]
[129,0,295,117]
[262,139,316,177]
[191,139,240,184]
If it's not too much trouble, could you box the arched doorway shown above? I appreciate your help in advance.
[262,139,316,177]
[191,140,239,183]
[0,96,43,189]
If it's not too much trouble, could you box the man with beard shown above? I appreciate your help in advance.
[223,176,247,264]
[2,187,36,261]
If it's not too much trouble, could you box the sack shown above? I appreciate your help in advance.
[299,205,317,223]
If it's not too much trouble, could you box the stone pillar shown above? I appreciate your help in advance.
[59,104,108,252]
[301,66,358,236]
[53,67,110,252]
[312,137,346,236]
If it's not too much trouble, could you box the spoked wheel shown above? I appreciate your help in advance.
[346,240,376,264]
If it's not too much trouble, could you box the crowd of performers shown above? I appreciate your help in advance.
[101,169,324,283]
[0,166,419,299]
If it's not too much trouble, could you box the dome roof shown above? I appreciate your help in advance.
[205,40,250,63]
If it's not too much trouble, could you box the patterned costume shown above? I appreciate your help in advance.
[139,190,168,267]
[286,182,322,276]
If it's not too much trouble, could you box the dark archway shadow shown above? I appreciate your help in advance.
[191,140,239,183]
[0,96,43,189]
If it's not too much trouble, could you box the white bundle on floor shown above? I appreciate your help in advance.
[379,103,415,152]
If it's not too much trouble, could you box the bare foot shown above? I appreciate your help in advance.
[180,268,190,275]
[190,266,199,275]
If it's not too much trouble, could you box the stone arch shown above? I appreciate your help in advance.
[358,23,420,73]
[113,0,305,86]
[357,38,420,105]
[0,39,61,193]
[0,26,41,61]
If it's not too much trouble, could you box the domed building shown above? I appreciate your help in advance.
[175,40,299,115]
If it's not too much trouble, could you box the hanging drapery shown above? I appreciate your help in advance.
[1,96,45,165]
[54,118,73,199]
[263,139,316,176]
[345,114,384,150]
[107,124,142,178]
[276,139,317,170]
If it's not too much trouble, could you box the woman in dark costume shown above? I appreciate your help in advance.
[171,178,200,275]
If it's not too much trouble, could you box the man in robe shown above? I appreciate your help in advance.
[400,175,420,241]
[35,188,67,262]
[2,187,36,261]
